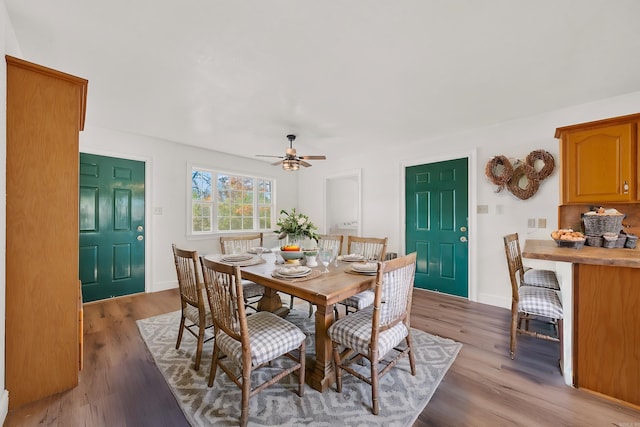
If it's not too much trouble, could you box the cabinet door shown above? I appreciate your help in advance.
[562,123,636,203]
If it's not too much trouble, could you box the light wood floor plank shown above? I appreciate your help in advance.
[5,288,640,426]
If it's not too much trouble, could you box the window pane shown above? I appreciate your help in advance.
[192,168,273,234]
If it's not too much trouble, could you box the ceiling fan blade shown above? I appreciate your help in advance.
[300,160,313,167]
[256,154,284,159]
[271,159,284,166]
[300,155,326,160]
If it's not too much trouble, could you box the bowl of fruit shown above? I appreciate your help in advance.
[279,245,304,262]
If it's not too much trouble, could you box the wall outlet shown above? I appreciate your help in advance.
[527,218,536,228]
[537,218,547,228]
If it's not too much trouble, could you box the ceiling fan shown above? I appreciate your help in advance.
[257,134,326,171]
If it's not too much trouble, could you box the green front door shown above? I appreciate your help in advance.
[406,158,468,297]
[79,153,145,302]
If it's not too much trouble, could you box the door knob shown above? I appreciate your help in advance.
[460,226,467,232]
[460,236,468,242]
[137,235,144,241]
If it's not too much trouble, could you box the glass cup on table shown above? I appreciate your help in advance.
[255,246,264,260]
[319,248,333,273]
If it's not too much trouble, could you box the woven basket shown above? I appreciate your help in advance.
[585,235,603,247]
[582,214,624,236]
[553,238,586,249]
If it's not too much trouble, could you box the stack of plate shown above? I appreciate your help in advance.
[221,254,253,262]
[248,247,271,254]
[350,262,377,275]
[341,254,365,262]
[273,266,311,279]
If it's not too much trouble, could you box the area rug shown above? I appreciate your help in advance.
[137,309,461,427]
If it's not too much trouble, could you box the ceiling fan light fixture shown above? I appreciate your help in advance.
[282,159,300,171]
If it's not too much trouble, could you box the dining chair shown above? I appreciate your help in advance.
[200,257,306,427]
[220,233,265,312]
[318,233,344,257]
[504,233,560,290]
[337,236,388,317]
[220,232,263,254]
[503,234,563,366]
[328,252,417,415]
[171,244,214,371]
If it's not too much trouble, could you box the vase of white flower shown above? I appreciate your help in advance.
[275,208,319,247]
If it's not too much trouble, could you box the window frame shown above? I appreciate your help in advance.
[188,164,276,237]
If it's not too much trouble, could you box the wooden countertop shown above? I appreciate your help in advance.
[523,239,640,268]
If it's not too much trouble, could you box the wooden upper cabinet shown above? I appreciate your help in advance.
[556,114,640,204]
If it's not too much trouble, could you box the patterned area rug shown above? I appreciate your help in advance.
[137,309,461,427]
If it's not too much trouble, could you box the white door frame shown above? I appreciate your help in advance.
[399,148,478,302]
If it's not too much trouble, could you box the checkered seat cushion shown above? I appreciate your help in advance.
[341,290,375,310]
[241,280,265,299]
[327,305,409,359]
[523,269,560,290]
[518,285,563,319]
[216,311,306,367]
[184,290,213,326]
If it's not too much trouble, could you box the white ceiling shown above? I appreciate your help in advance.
[6,1,640,164]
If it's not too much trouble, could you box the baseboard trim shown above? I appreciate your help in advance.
[0,389,9,425]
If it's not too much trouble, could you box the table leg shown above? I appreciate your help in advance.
[257,287,289,318]
[307,303,335,392]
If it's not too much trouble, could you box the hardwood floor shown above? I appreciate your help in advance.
[5,288,640,426]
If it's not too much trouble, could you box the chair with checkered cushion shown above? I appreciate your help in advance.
[337,236,388,317]
[219,233,265,312]
[503,234,563,365]
[504,233,560,290]
[328,252,417,415]
[171,244,214,371]
[200,257,306,427]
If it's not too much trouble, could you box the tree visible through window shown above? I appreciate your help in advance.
[191,168,273,234]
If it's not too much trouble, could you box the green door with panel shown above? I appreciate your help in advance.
[406,158,468,297]
[79,153,145,302]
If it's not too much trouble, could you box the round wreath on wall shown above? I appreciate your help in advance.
[485,150,555,200]
[484,155,514,192]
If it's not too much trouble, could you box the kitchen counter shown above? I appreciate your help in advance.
[523,239,640,268]
[523,238,640,408]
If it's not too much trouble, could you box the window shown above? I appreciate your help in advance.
[191,168,274,234]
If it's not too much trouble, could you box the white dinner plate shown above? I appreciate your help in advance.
[351,262,377,273]
[341,254,365,262]
[248,247,271,254]
[276,266,311,276]
[221,254,253,262]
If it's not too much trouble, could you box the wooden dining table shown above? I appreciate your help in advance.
[239,252,376,392]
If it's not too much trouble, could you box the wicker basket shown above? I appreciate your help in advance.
[625,234,638,249]
[553,238,586,249]
[582,214,624,236]
[585,235,603,247]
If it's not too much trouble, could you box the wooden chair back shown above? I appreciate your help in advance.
[372,252,417,339]
[172,244,205,311]
[318,234,344,256]
[220,233,263,254]
[503,233,525,302]
[347,235,388,261]
[200,258,247,342]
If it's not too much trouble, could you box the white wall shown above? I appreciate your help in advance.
[298,90,640,309]
[79,126,299,294]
